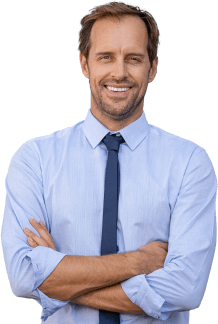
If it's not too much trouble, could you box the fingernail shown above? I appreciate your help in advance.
[24,228,30,233]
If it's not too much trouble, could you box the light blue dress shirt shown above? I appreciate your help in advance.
[1,108,217,323]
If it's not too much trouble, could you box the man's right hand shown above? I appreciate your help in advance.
[136,241,168,275]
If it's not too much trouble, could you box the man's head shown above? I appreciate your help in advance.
[79,2,159,130]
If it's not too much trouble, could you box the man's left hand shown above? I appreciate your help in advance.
[23,218,57,251]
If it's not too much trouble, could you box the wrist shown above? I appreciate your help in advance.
[124,250,142,276]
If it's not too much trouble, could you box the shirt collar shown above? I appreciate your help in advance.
[82,108,150,151]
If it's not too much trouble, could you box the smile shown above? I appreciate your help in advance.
[104,85,131,96]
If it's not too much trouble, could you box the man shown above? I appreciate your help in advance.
[1,2,217,324]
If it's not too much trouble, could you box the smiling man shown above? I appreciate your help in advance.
[1,2,217,324]
[80,13,157,131]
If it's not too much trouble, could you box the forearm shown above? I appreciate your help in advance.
[38,251,140,301]
[70,283,146,315]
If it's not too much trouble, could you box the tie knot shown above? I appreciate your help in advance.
[102,133,125,152]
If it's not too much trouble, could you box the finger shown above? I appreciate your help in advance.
[39,221,48,231]
[24,228,49,247]
[27,237,38,248]
[29,219,53,244]
[29,218,45,232]
[25,220,56,249]
[37,223,57,251]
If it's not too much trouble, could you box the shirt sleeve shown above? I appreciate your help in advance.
[121,148,217,320]
[1,141,71,322]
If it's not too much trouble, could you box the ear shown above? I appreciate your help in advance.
[148,56,158,83]
[80,53,90,79]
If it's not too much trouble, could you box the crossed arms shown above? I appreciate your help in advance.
[1,143,217,321]
[23,218,168,314]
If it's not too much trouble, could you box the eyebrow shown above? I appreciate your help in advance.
[94,51,145,58]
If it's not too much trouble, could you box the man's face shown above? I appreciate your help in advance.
[80,15,158,122]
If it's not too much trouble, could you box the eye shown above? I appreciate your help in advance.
[130,57,140,62]
[100,56,140,62]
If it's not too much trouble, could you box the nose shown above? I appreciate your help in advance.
[111,57,128,80]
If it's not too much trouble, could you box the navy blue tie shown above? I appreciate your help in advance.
[99,133,125,324]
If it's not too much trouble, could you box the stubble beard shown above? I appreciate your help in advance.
[90,81,146,122]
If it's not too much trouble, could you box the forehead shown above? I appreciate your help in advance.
[90,15,148,54]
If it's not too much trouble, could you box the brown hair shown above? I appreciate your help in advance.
[78,1,159,67]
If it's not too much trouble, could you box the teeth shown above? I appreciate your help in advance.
[106,86,130,92]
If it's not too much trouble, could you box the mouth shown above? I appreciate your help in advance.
[104,85,131,97]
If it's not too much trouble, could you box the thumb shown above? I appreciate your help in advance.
[158,242,168,251]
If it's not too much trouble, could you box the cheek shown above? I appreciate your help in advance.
[130,67,149,83]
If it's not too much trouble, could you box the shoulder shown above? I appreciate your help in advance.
[148,123,205,158]
[10,120,84,164]
[146,123,214,177]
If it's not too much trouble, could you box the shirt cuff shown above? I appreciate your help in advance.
[121,274,170,321]
[26,246,71,321]
[37,289,70,322]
